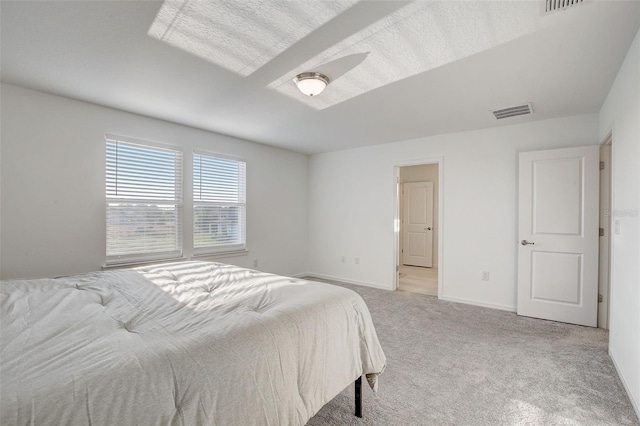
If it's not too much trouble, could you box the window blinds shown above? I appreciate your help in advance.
[106,135,183,264]
[193,152,246,254]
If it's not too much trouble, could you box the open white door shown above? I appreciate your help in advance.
[403,182,433,267]
[517,146,599,327]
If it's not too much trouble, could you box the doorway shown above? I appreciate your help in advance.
[395,162,441,296]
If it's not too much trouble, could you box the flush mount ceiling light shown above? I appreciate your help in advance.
[294,72,330,97]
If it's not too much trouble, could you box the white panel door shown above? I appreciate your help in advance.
[403,182,433,267]
[517,146,599,327]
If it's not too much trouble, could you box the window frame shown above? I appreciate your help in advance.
[192,150,247,256]
[105,134,184,266]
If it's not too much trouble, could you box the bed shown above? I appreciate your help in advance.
[0,261,386,425]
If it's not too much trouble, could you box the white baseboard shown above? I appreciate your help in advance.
[298,274,515,310]
[291,272,310,278]
[439,295,517,312]
[609,349,640,421]
[301,272,392,291]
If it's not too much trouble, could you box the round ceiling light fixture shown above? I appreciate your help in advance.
[294,72,329,97]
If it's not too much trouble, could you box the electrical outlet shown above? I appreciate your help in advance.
[355,257,360,265]
[341,256,346,263]
[482,271,490,281]
[253,259,259,268]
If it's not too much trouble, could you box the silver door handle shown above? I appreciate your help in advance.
[520,240,534,245]
[424,227,432,231]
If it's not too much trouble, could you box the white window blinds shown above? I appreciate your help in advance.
[193,152,246,254]
[106,135,183,264]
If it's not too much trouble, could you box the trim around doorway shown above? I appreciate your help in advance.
[598,132,613,329]
[393,158,444,297]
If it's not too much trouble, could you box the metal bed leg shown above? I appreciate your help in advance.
[355,376,362,418]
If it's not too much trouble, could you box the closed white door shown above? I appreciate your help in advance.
[517,146,599,327]
[403,182,433,267]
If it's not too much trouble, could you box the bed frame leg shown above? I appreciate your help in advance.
[355,376,362,418]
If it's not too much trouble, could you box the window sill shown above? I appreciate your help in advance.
[102,250,249,271]
[191,249,249,261]
[102,257,188,270]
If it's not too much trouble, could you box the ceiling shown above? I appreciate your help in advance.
[1,1,639,154]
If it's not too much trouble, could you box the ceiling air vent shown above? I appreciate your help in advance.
[541,0,586,15]
[491,103,533,120]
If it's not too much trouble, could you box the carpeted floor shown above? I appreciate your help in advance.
[305,277,639,426]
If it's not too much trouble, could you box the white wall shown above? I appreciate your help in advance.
[308,114,599,310]
[599,28,640,418]
[0,84,308,279]
[400,164,439,267]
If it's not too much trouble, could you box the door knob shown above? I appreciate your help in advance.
[425,227,432,231]
[520,240,534,245]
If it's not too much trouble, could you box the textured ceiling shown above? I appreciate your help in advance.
[149,0,358,77]
[269,1,543,109]
[1,1,639,154]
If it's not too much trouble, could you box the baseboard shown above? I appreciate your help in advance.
[609,349,640,421]
[302,272,392,291]
[291,272,310,278]
[439,295,517,312]
[298,274,514,308]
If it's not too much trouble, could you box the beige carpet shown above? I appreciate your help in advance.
[305,277,639,426]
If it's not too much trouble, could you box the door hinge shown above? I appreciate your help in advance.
[598,294,603,303]
[599,228,604,237]
[600,161,605,170]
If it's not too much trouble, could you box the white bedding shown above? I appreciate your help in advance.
[0,261,386,425]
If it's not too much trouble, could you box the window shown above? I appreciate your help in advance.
[106,135,183,265]
[193,151,246,255]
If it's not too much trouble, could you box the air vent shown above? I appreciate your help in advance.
[541,0,586,15]
[491,103,533,120]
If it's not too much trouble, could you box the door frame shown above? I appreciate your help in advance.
[393,158,444,297]
[598,132,613,329]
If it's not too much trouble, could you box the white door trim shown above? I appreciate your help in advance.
[393,158,444,297]
[598,132,613,329]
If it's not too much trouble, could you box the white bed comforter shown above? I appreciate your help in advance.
[0,261,386,425]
